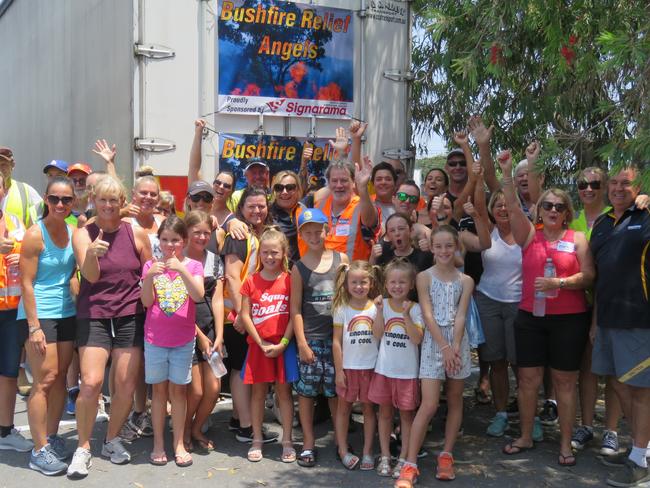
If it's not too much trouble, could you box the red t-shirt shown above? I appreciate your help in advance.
[240,271,291,343]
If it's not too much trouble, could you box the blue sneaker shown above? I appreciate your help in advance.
[486,415,509,437]
[571,426,594,450]
[66,387,79,416]
[532,417,544,442]
[29,445,68,476]
[47,434,72,461]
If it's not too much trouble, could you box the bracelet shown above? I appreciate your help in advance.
[440,344,451,352]
[501,177,513,185]
[280,337,290,347]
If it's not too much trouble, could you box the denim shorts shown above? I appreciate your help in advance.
[0,309,26,378]
[144,339,195,385]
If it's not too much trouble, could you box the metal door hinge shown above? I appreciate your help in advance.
[134,43,175,59]
[383,69,417,82]
[134,138,176,152]
[382,148,415,160]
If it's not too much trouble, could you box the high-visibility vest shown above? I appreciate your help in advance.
[316,194,374,261]
[0,214,24,310]
[5,180,37,228]
[223,234,258,323]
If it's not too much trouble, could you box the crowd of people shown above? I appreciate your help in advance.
[0,115,648,488]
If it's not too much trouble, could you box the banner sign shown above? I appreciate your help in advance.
[218,133,336,192]
[217,0,354,118]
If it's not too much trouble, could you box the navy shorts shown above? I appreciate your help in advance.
[293,338,336,398]
[0,310,26,378]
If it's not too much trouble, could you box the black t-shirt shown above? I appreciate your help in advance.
[590,206,650,329]
[221,235,248,264]
[270,203,300,265]
[376,240,433,272]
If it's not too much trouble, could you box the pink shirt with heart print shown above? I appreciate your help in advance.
[142,258,204,347]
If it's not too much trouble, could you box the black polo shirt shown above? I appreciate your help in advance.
[590,206,650,329]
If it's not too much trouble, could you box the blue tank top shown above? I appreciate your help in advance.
[17,220,76,320]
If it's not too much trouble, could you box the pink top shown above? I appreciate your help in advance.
[142,258,204,347]
[520,229,587,315]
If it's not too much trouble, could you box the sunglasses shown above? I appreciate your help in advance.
[47,195,74,205]
[213,179,233,190]
[396,192,419,204]
[577,180,601,191]
[447,159,466,168]
[189,193,214,203]
[273,183,297,193]
[71,177,86,185]
[540,201,567,212]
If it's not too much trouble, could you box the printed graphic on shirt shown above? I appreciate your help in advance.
[154,274,188,316]
[375,300,424,379]
[251,291,289,327]
[310,280,334,314]
[346,314,375,346]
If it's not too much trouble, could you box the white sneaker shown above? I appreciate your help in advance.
[101,437,131,464]
[67,447,92,479]
[96,398,109,423]
[0,428,34,452]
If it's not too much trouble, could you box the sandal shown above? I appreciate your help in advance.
[558,453,576,467]
[192,437,214,453]
[281,441,296,463]
[474,387,492,405]
[360,454,375,471]
[174,452,193,467]
[377,455,392,477]
[297,448,316,468]
[340,452,360,470]
[149,452,167,466]
[502,441,535,455]
[247,440,263,462]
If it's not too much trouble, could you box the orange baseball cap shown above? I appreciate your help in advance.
[68,162,92,175]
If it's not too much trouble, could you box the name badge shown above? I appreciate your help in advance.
[335,224,350,236]
[556,240,575,253]
[627,225,641,230]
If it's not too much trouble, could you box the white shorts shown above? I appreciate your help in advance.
[419,326,471,380]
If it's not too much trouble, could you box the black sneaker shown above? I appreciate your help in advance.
[235,426,279,444]
[228,417,240,432]
[606,459,650,487]
[539,400,558,426]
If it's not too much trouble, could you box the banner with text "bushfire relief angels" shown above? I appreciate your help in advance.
[217,0,354,118]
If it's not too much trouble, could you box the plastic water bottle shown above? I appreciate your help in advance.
[206,351,227,378]
[544,258,559,299]
[6,263,21,296]
[533,289,546,317]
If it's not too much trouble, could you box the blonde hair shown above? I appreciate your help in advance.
[487,190,506,220]
[135,165,155,178]
[332,260,383,312]
[159,190,175,207]
[578,166,608,185]
[271,170,303,203]
[536,188,574,228]
[134,175,160,193]
[383,258,417,296]
[256,225,289,272]
[93,175,126,202]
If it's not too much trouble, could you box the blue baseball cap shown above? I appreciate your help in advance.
[298,208,328,229]
[43,159,69,174]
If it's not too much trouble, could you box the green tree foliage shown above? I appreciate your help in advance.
[411,1,650,187]
[416,155,447,181]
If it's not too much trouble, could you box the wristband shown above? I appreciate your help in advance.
[440,344,450,352]
[280,337,290,347]
[28,326,41,335]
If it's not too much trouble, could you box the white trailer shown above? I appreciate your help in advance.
[0,0,413,193]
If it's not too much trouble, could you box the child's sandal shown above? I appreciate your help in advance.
[281,441,296,463]
[377,456,392,476]
[360,454,375,471]
[247,440,263,463]
[340,452,360,470]
[297,448,316,468]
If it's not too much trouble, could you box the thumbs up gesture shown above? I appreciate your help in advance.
[463,197,477,217]
[370,238,382,260]
[88,229,110,258]
[146,255,166,278]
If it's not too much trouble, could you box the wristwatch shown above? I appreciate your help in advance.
[28,325,41,335]
[559,278,566,289]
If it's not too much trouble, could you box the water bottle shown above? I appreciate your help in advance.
[206,351,227,378]
[6,263,21,297]
[533,289,546,317]
[544,258,559,299]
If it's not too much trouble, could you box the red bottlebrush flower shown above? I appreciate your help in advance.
[490,44,502,65]
[561,45,576,65]
[569,35,578,46]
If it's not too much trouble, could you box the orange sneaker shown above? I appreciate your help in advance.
[436,452,455,481]
[394,464,419,488]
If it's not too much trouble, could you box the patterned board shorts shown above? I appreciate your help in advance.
[293,338,337,398]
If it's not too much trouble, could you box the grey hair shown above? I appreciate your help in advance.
[514,159,528,176]
[325,159,356,180]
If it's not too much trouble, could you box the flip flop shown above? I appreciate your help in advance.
[297,448,316,468]
[149,452,167,466]
[340,452,360,470]
[360,454,375,471]
[558,453,576,466]
[281,442,297,463]
[247,441,263,463]
[174,452,193,467]
[502,441,535,455]
[192,437,214,453]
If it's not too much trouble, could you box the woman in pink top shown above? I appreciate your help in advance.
[496,151,594,467]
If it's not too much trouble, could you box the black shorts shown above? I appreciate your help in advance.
[192,326,216,365]
[76,314,145,350]
[37,317,76,343]
[514,310,589,371]
[223,325,248,371]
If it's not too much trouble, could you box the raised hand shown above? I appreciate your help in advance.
[165,251,184,273]
[88,229,110,258]
[496,150,513,176]
[431,195,444,214]
[349,120,368,140]
[468,115,494,145]
[302,144,314,161]
[453,131,469,147]
[472,161,483,177]
[370,239,382,260]
[123,202,141,218]
[463,198,477,217]
[355,155,373,189]
[329,126,349,156]
[525,141,540,163]
[194,119,206,133]
[92,139,116,164]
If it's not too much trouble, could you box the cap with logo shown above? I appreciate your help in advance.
[244,158,269,172]
[187,180,215,196]
[446,148,465,161]
[298,208,328,229]
[0,147,14,162]
[43,160,69,174]
[68,162,93,175]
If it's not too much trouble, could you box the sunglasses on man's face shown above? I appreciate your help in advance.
[577,180,601,191]
[213,179,233,190]
[47,195,74,205]
[447,159,466,168]
[189,193,214,203]
[396,192,419,204]
[540,201,567,212]
[273,183,297,193]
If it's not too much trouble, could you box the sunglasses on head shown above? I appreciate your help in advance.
[540,201,567,212]
[189,193,214,203]
[213,179,233,190]
[47,195,74,205]
[273,183,297,193]
[396,192,419,204]
[577,180,601,191]
[447,159,466,168]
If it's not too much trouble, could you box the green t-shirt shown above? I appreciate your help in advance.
[569,206,611,241]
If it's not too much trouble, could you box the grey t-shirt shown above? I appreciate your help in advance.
[295,252,341,340]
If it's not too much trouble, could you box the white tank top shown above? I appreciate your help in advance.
[477,227,522,303]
